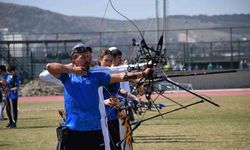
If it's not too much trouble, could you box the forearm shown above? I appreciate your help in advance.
[39,70,63,86]
[119,89,140,101]
[127,92,139,101]
[11,87,19,91]
[46,63,74,78]
[110,71,146,84]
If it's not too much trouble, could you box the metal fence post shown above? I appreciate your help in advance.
[183,43,185,64]
[7,42,10,64]
[237,40,241,63]
[30,50,33,80]
[230,27,234,69]
[185,29,189,64]
[210,42,213,63]
[99,32,102,49]
[26,43,32,79]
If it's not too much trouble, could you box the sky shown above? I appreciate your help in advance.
[0,0,250,20]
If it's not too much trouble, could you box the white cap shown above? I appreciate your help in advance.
[108,47,117,51]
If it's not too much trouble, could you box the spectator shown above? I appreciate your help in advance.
[207,63,213,70]
[239,60,243,69]
[215,64,220,70]
[243,60,249,69]
[163,63,170,72]
[194,64,199,71]
[187,64,192,71]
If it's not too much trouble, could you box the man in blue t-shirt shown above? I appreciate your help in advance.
[47,43,152,150]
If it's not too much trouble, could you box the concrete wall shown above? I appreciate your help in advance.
[172,70,250,89]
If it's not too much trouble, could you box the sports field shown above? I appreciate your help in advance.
[0,89,250,150]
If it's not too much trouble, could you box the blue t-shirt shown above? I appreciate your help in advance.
[6,74,19,100]
[59,72,111,131]
[103,83,120,121]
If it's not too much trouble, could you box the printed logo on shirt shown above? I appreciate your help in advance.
[85,80,91,85]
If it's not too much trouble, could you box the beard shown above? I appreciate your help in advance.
[84,61,91,71]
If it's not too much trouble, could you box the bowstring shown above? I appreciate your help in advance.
[109,0,144,40]
[89,0,110,46]
[107,0,169,143]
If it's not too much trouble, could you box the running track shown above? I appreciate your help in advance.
[19,88,250,103]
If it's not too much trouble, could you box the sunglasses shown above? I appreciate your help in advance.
[71,46,92,59]
[72,46,92,53]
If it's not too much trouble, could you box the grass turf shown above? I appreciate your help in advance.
[0,95,249,150]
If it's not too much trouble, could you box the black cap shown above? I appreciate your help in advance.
[71,43,92,59]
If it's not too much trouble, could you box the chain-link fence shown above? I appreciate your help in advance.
[0,26,250,79]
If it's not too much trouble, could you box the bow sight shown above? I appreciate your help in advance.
[134,35,164,69]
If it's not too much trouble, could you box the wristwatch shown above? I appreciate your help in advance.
[142,71,146,78]
[123,72,129,81]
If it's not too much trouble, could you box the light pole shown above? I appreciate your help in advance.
[156,0,160,41]
[163,0,168,50]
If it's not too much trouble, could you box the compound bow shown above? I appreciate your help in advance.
[107,0,225,148]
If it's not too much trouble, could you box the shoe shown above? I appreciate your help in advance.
[5,123,11,128]
[9,124,16,128]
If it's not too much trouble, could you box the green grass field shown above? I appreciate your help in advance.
[0,95,250,150]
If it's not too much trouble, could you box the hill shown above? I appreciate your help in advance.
[1,2,250,33]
